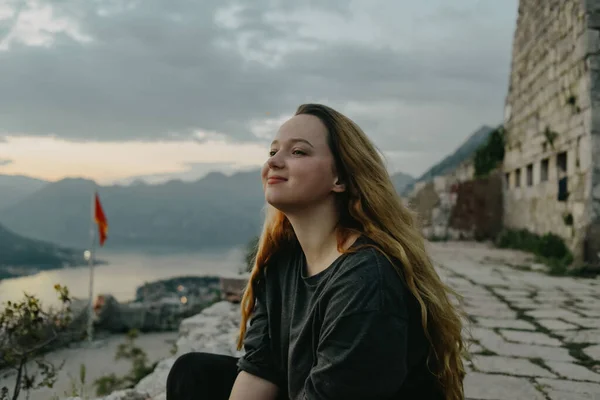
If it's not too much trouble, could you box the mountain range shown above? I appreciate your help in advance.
[0,174,48,210]
[0,169,414,251]
[401,125,496,195]
[0,223,86,279]
[0,124,495,267]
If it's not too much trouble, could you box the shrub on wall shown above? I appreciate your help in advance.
[474,126,505,178]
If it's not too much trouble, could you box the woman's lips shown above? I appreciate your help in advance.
[267,176,287,184]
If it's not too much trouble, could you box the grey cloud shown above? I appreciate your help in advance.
[0,158,12,166]
[0,0,517,156]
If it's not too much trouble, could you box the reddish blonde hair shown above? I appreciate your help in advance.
[237,104,466,400]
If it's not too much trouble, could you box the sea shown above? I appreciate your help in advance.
[0,245,245,307]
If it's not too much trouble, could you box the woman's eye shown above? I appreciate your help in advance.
[292,149,306,155]
[269,150,277,156]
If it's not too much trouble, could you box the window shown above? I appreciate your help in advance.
[505,172,510,188]
[540,158,549,182]
[515,168,521,188]
[557,152,568,201]
[526,164,533,186]
[557,152,567,176]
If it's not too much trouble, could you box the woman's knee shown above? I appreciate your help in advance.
[170,352,200,371]
[168,351,239,380]
[167,352,239,400]
[167,353,210,394]
[169,352,210,378]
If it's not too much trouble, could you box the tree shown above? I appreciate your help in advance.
[474,126,505,178]
[0,284,74,400]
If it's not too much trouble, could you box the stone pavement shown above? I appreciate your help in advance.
[431,242,600,400]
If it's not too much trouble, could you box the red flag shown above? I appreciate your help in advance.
[94,192,108,246]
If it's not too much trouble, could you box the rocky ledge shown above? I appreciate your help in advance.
[65,301,243,400]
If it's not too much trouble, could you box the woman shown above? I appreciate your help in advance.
[167,104,466,400]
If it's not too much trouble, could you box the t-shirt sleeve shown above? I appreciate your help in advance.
[300,253,410,399]
[236,280,282,386]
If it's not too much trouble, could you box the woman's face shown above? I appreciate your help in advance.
[261,114,345,212]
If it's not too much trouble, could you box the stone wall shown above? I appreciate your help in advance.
[503,0,599,265]
[448,171,504,241]
[586,0,600,264]
[409,160,502,241]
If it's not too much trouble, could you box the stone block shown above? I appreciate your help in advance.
[578,135,593,171]
[465,307,517,319]
[499,330,563,347]
[475,317,537,330]
[472,355,556,377]
[584,344,600,360]
[561,316,600,328]
[545,361,600,382]
[464,373,547,400]
[474,328,575,362]
[537,378,600,398]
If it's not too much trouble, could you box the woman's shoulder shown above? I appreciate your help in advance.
[329,239,408,300]
[340,238,405,282]
[311,240,410,319]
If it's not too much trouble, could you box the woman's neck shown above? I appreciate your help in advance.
[285,200,357,276]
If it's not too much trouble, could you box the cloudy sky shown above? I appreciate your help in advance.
[0,0,518,185]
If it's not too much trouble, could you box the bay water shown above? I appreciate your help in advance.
[0,245,245,307]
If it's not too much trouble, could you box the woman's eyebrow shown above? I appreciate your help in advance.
[270,138,314,148]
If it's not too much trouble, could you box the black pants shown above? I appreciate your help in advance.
[166,352,240,400]
[166,352,286,400]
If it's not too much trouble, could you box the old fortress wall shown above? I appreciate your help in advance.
[503,0,600,264]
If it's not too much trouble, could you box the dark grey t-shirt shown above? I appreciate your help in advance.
[237,236,442,399]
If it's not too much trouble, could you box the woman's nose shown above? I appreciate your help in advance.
[267,153,284,169]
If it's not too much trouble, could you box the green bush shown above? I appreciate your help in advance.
[474,126,505,178]
[496,229,573,273]
[1,284,73,400]
[94,329,157,396]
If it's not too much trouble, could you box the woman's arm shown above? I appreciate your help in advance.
[235,271,283,399]
[229,371,280,400]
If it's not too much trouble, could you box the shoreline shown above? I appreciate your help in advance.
[0,259,108,282]
[0,331,179,400]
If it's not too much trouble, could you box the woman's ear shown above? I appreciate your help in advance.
[332,178,346,193]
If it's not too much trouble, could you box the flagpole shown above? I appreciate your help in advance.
[87,184,97,343]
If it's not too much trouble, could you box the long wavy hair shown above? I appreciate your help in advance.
[237,103,466,400]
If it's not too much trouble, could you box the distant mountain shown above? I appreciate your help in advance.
[0,168,416,250]
[0,171,266,249]
[390,171,415,194]
[403,125,496,195]
[0,174,49,210]
[0,223,85,279]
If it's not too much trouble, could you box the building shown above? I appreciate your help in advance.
[409,158,503,241]
[503,0,600,265]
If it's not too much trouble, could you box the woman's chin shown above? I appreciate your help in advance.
[265,196,286,210]
[265,194,296,213]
